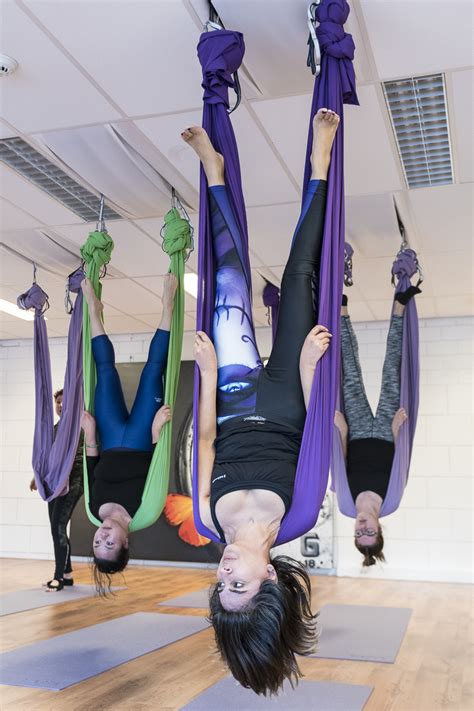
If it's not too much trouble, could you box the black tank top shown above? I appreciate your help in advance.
[210,416,302,544]
[347,438,394,502]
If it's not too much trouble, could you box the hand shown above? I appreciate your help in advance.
[153,405,172,430]
[194,331,217,375]
[392,407,408,439]
[334,410,348,438]
[81,411,96,438]
[300,325,332,371]
[29,477,37,492]
[162,273,178,310]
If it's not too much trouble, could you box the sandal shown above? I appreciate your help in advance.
[45,577,73,587]
[46,579,65,592]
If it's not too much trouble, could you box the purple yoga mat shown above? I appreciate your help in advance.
[0,612,209,690]
[182,677,373,711]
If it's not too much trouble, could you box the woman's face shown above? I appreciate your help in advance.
[354,512,379,548]
[93,519,128,561]
[216,543,277,611]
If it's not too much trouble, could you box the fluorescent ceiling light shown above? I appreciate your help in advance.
[383,73,453,189]
[0,298,35,321]
[0,137,122,222]
[183,273,198,299]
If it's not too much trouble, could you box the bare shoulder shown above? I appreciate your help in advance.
[198,496,218,536]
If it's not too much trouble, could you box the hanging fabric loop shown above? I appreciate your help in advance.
[161,208,193,257]
[17,282,50,316]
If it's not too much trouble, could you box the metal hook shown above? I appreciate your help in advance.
[96,194,107,233]
[33,262,37,284]
[307,2,322,77]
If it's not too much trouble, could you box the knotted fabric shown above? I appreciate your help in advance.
[192,0,359,545]
[331,249,420,517]
[18,268,85,501]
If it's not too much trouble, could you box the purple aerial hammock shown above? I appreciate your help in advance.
[192,0,359,545]
[17,266,85,502]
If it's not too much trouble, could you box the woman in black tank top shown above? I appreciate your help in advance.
[183,109,339,696]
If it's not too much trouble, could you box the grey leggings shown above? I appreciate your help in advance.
[341,315,403,443]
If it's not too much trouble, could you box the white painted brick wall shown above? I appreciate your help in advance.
[0,317,472,583]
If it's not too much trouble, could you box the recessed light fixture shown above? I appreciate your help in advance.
[0,298,35,321]
[0,137,122,222]
[183,273,198,300]
[383,73,453,189]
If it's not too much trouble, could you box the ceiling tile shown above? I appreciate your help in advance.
[434,295,473,318]
[408,183,473,254]
[344,301,375,322]
[450,69,474,184]
[246,203,300,265]
[1,2,120,132]
[22,0,203,116]
[0,119,19,140]
[0,199,41,231]
[360,0,473,79]
[346,193,404,258]
[96,279,162,315]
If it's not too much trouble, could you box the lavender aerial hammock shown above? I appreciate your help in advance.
[17,268,85,501]
[192,0,359,545]
[331,247,421,517]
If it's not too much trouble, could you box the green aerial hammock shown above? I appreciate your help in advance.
[81,207,192,532]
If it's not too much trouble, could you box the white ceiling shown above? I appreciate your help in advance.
[0,0,472,340]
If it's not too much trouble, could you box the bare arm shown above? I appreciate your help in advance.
[299,325,332,409]
[194,332,218,509]
[334,410,348,462]
[81,411,99,456]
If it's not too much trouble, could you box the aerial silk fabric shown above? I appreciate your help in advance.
[81,211,191,532]
[192,0,359,545]
[331,249,420,516]
[17,270,85,501]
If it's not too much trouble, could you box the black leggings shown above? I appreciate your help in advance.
[48,467,83,580]
[210,179,327,430]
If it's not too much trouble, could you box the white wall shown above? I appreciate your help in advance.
[0,317,472,583]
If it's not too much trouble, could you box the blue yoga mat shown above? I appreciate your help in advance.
[0,612,209,690]
[182,677,373,710]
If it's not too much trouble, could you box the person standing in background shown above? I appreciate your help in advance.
[30,389,84,591]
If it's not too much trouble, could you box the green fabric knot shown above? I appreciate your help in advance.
[162,208,193,256]
[80,231,114,267]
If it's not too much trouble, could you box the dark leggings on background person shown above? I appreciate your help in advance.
[91,329,170,452]
[48,466,83,580]
[210,178,328,429]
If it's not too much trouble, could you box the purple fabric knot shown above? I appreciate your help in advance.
[315,0,358,105]
[198,30,245,108]
[67,268,85,294]
[17,283,49,315]
[392,249,419,281]
[262,281,280,308]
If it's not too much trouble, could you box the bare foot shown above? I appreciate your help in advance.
[81,277,103,316]
[311,108,340,180]
[181,126,224,186]
[392,407,408,439]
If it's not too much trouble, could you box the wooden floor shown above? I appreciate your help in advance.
[0,559,472,710]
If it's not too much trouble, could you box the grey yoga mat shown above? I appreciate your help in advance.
[182,677,373,711]
[159,588,210,608]
[0,612,209,690]
[313,604,412,663]
[0,586,116,617]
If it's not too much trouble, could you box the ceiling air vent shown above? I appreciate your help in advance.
[0,137,123,222]
[383,73,453,189]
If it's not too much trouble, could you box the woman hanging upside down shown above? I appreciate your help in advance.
[334,284,420,567]
[80,274,177,594]
[182,108,339,696]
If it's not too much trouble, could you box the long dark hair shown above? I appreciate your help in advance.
[92,547,129,597]
[208,556,318,696]
[354,526,385,566]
